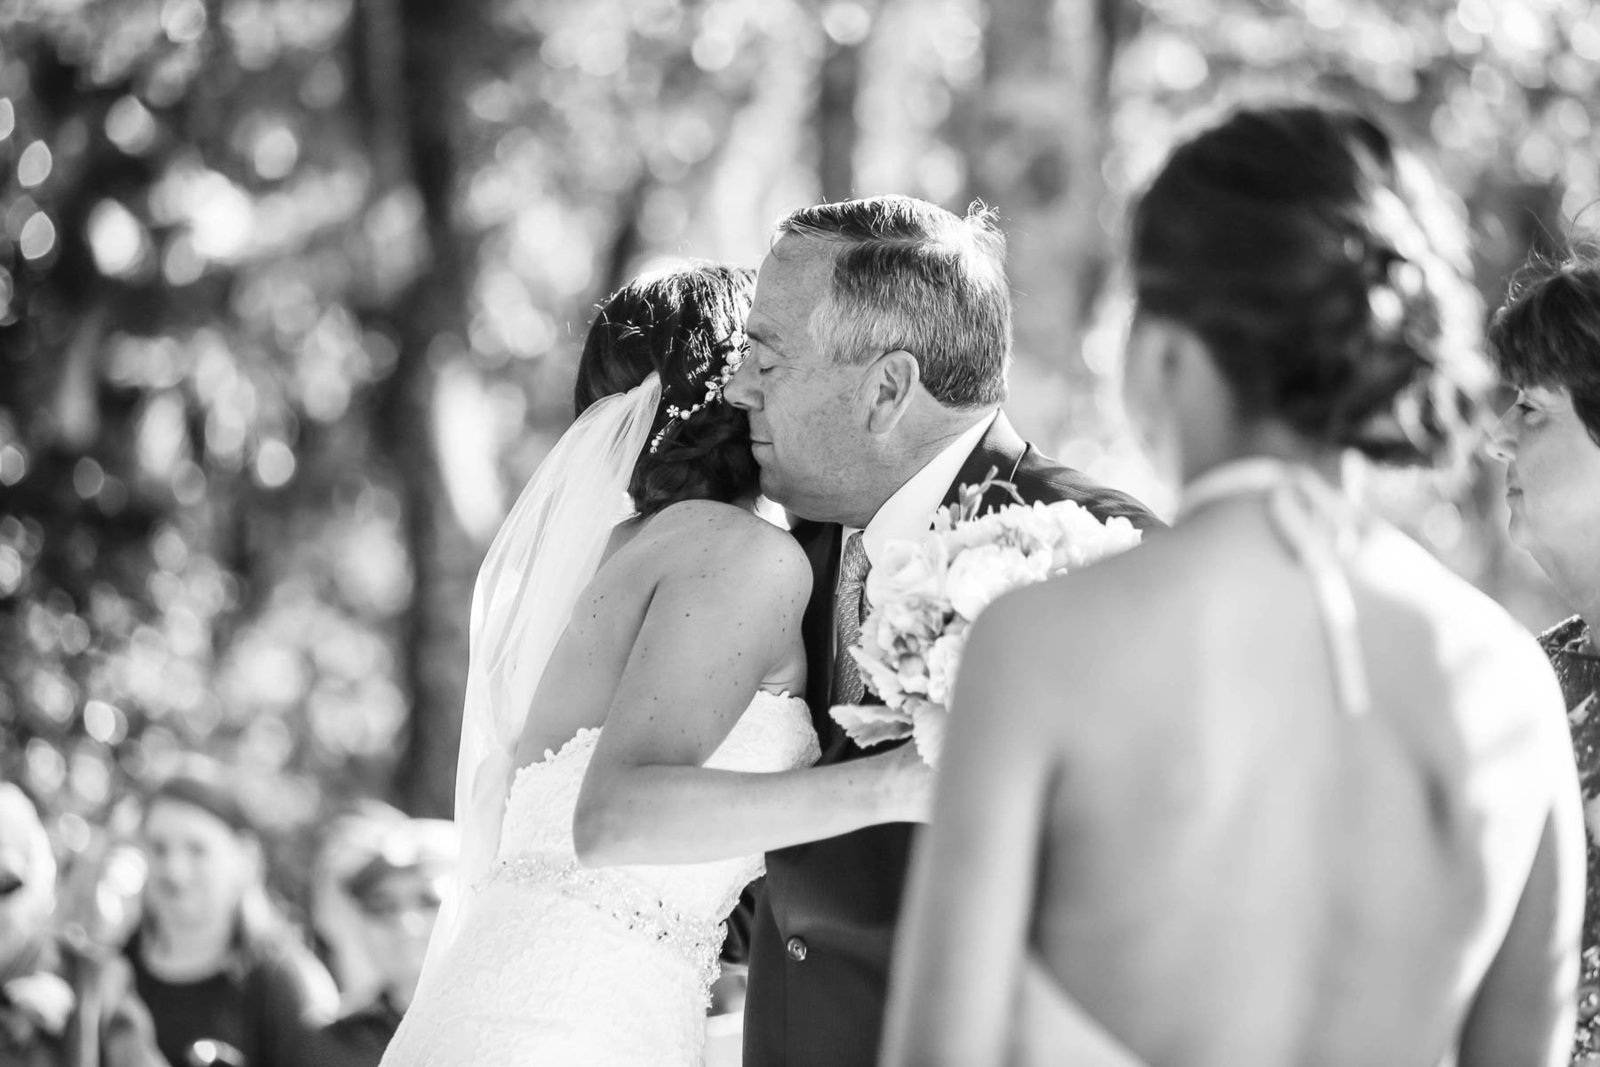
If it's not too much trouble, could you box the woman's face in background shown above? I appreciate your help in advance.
[1490,383,1600,577]
[142,799,257,934]
[355,868,446,999]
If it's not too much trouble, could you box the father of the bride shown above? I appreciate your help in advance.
[724,195,1160,1066]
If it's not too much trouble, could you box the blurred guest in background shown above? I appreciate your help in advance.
[307,800,408,1010]
[885,102,1583,1066]
[126,770,336,1067]
[1487,249,1600,1065]
[0,782,168,1067]
[303,818,456,1067]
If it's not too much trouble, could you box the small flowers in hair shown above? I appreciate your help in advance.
[648,338,747,454]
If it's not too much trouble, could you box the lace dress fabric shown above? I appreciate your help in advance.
[381,691,818,1067]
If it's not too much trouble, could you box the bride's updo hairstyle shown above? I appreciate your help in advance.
[573,263,758,517]
[1131,103,1486,465]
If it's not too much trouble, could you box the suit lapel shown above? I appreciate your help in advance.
[941,412,1030,511]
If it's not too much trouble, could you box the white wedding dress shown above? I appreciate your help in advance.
[381,690,819,1067]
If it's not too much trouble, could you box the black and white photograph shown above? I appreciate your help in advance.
[3,1,1599,1064]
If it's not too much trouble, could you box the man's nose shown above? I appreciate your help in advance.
[724,355,759,410]
[1485,410,1516,464]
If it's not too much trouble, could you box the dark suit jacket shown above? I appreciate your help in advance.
[741,413,1160,1066]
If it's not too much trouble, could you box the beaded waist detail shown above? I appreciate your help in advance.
[482,852,725,1006]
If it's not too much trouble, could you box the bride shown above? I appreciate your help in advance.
[381,264,928,1066]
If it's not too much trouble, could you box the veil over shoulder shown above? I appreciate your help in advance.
[420,372,662,978]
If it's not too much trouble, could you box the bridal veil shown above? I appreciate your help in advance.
[419,373,662,979]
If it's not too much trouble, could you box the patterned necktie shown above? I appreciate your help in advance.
[832,530,870,706]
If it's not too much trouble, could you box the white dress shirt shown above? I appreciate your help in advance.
[842,410,999,577]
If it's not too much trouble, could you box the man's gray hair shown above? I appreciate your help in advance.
[775,196,1011,408]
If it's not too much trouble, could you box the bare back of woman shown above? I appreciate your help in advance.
[1011,500,1578,1066]
[883,103,1583,1067]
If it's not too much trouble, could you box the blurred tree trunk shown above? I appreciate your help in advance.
[952,0,1136,443]
[815,4,872,201]
[358,0,480,817]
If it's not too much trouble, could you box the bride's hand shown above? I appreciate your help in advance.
[871,741,936,824]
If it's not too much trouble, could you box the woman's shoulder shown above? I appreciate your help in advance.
[1363,526,1542,655]
[640,499,810,588]
[959,546,1171,710]
[986,521,1202,641]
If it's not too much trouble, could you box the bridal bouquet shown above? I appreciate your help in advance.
[831,473,1143,767]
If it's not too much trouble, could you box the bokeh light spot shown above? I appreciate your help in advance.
[254,439,296,488]
[73,457,106,500]
[162,0,208,44]
[17,141,52,187]
[252,121,300,180]
[0,544,23,595]
[0,444,27,485]
[822,1,873,46]
[19,212,56,260]
[88,200,151,278]
[106,96,158,154]
[84,700,129,745]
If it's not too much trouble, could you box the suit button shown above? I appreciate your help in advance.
[785,936,808,962]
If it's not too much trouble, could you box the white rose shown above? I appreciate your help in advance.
[1002,502,1064,553]
[940,510,1009,553]
[945,544,1052,621]
[1048,506,1143,570]
[851,644,905,706]
[866,537,947,610]
[895,652,930,696]
[1101,516,1144,553]
[878,596,947,643]
[924,630,968,707]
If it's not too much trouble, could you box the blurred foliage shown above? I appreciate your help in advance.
[0,0,1588,898]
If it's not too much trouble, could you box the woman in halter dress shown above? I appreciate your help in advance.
[883,103,1585,1067]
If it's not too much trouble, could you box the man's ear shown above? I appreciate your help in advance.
[864,349,920,434]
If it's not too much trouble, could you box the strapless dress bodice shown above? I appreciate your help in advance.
[484,690,820,993]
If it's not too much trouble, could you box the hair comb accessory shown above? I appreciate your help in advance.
[648,338,746,454]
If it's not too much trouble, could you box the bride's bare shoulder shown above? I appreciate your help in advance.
[636,499,811,596]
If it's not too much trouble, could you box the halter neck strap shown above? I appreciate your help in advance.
[1179,457,1372,720]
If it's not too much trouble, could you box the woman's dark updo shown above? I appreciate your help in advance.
[573,264,758,517]
[1131,103,1487,465]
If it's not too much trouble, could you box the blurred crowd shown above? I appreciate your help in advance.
[0,768,455,1067]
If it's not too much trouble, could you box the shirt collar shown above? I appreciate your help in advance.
[851,411,997,566]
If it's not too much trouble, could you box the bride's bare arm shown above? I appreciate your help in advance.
[881,589,1063,1066]
[573,514,930,868]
